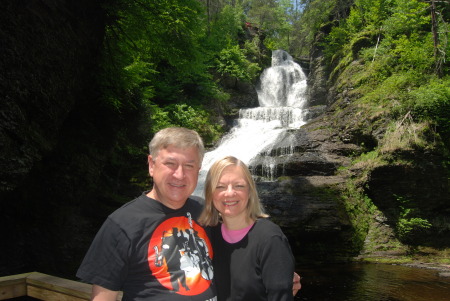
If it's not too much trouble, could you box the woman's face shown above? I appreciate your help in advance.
[212,165,250,220]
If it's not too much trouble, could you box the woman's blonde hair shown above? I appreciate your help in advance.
[198,156,268,226]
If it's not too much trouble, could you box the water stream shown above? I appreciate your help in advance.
[193,50,308,197]
[296,263,450,301]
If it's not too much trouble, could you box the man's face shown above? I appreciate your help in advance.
[147,145,201,209]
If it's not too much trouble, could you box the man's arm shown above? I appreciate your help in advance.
[92,284,119,301]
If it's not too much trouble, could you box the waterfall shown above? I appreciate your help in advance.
[193,50,307,197]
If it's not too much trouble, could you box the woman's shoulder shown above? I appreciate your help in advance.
[253,218,284,235]
[251,219,291,252]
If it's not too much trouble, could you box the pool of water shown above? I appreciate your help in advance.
[295,263,450,301]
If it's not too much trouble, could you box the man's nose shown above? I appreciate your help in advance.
[173,164,185,179]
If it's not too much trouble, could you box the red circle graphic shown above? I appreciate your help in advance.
[148,215,214,295]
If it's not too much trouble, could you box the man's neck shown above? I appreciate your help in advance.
[146,189,185,210]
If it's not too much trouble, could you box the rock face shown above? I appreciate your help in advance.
[250,118,364,262]
[249,105,449,262]
[0,0,111,278]
[0,1,106,194]
[243,38,450,263]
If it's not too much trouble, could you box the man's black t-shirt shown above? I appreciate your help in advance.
[77,192,216,301]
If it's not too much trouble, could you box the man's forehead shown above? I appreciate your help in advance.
[156,146,200,161]
[162,155,197,163]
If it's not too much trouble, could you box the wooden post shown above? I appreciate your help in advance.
[0,272,29,300]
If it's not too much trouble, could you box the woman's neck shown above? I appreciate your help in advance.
[222,216,254,230]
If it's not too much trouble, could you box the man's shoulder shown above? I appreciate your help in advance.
[109,192,152,218]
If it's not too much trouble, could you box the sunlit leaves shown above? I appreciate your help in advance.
[215,45,261,81]
[383,0,429,37]
[148,103,223,144]
[393,33,435,72]
[207,4,246,52]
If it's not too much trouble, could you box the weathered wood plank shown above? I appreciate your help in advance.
[28,285,88,301]
[26,272,91,300]
[0,272,122,300]
[0,283,27,300]
[0,272,30,300]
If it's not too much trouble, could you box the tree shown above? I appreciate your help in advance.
[244,0,293,50]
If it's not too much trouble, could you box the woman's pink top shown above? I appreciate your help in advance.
[221,223,254,243]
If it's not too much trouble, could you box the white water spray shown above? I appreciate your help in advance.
[193,50,308,197]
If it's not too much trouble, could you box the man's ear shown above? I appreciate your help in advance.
[148,155,154,177]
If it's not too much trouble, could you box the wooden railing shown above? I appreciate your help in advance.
[0,272,122,300]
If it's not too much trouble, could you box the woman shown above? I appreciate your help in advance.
[199,156,296,301]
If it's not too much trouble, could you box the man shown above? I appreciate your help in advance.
[77,127,300,300]
[77,127,216,300]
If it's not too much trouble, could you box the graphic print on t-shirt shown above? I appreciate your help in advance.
[148,212,214,295]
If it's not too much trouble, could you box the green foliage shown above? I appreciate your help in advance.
[393,33,435,72]
[147,103,174,133]
[317,0,450,155]
[352,150,381,164]
[262,0,295,50]
[395,195,432,243]
[352,0,393,30]
[408,76,450,140]
[206,5,246,52]
[123,57,157,100]
[383,0,430,37]
[397,217,432,239]
[341,179,374,251]
[215,45,261,81]
[359,72,415,105]
[323,26,351,64]
[290,0,336,56]
[243,36,263,62]
[102,0,217,107]
[245,0,290,38]
[148,103,223,145]
[324,0,435,70]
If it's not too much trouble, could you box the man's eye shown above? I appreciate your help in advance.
[185,164,195,170]
[164,162,175,167]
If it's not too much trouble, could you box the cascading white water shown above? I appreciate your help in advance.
[193,50,307,197]
[257,50,307,108]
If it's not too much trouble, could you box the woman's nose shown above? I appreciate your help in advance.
[225,185,234,195]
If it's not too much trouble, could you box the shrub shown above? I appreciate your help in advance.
[395,195,432,244]
[148,103,223,145]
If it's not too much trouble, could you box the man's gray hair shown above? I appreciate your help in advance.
[149,127,205,163]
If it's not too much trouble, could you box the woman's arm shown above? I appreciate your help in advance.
[261,234,296,301]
